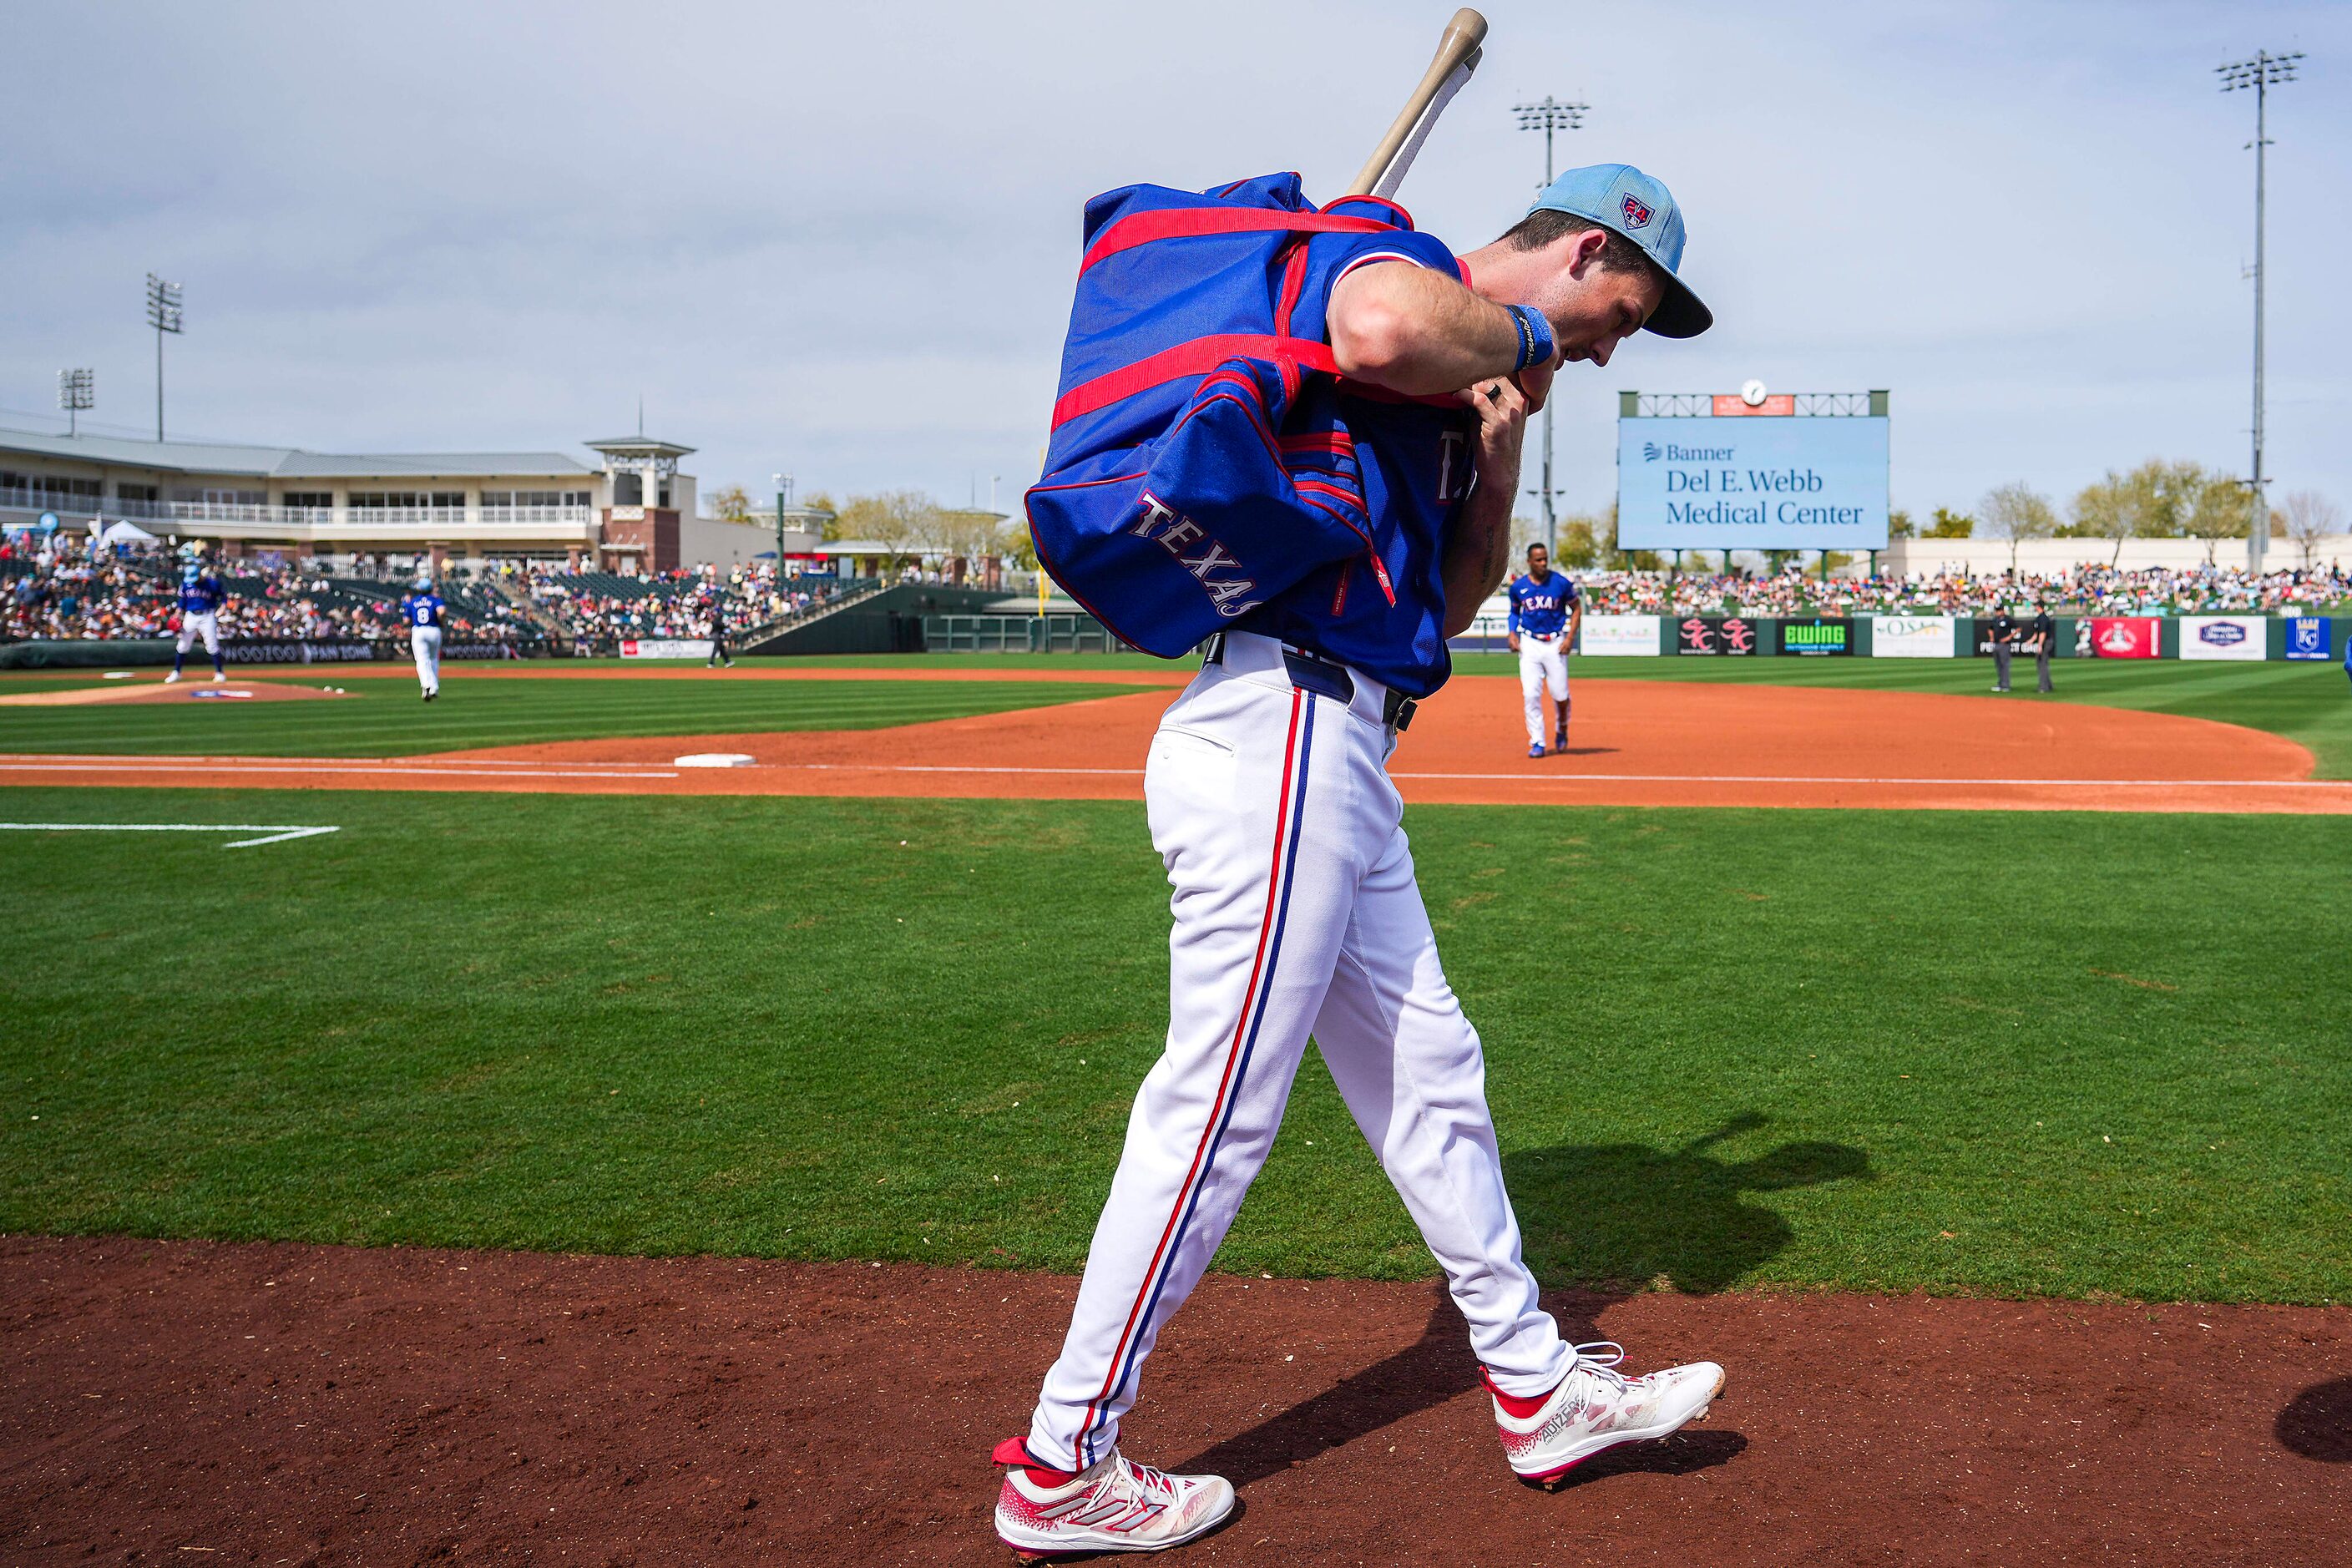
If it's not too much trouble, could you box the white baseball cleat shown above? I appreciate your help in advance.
[1488,1341,1724,1490]
[164,670,181,683]
[993,1438,1235,1560]
[210,671,226,683]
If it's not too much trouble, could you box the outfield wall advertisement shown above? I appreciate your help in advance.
[2285,617,2334,661]
[2089,618,2161,659]
[619,639,716,660]
[222,638,524,665]
[2179,616,2265,661]
[1577,615,1662,656]
[1618,415,1889,551]
[1776,617,1854,656]
[1870,615,1956,658]
[1675,615,1761,655]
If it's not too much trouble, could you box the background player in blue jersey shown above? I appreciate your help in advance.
[166,552,227,684]
[1506,542,1580,756]
[400,576,445,701]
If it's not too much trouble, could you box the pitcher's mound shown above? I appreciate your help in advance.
[0,679,347,708]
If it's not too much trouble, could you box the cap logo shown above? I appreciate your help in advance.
[1621,194,1654,230]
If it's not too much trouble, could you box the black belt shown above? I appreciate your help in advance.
[1201,634,1417,731]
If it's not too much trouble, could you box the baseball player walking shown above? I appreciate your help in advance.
[400,576,445,701]
[1506,541,1580,756]
[995,164,1724,1560]
[165,554,228,684]
[705,590,736,668]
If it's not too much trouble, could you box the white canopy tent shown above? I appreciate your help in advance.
[95,520,159,549]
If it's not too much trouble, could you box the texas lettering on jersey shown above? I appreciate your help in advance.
[1130,492,1260,620]
[1435,430,1474,504]
[1508,572,1577,638]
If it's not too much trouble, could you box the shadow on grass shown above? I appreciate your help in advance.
[1175,1115,1862,1488]
[1506,1114,1874,1292]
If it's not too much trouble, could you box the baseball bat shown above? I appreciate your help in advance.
[1345,8,1489,199]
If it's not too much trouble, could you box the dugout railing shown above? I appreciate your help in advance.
[921,613,1133,654]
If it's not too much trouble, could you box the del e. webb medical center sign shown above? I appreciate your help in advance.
[1618,403,1889,552]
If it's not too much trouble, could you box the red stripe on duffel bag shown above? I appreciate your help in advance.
[1079,207,1393,274]
[1050,336,1342,428]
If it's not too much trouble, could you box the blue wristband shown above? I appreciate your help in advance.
[1506,304,1555,372]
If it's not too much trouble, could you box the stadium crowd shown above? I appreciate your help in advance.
[8,530,2344,645]
[0,538,850,646]
[1574,561,2352,618]
[517,561,844,642]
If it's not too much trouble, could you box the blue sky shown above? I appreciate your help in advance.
[3,0,2343,522]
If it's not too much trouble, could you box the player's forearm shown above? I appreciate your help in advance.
[1329,265,1525,396]
[1441,484,1515,638]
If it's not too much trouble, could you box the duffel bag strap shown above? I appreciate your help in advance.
[1080,207,1393,274]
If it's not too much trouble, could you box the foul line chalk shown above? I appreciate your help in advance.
[0,822,341,849]
[687,763,2347,791]
[0,761,675,780]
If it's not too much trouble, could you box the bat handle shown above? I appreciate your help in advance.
[1345,8,1489,198]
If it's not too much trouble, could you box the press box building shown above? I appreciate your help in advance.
[0,425,778,573]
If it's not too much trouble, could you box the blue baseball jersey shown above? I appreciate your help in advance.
[1231,225,1482,700]
[177,571,224,615]
[1507,570,1577,638]
[400,592,445,629]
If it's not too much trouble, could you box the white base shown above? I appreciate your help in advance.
[673,752,757,768]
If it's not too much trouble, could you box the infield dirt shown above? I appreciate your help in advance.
[4,1235,2346,1565]
[10,674,2345,812]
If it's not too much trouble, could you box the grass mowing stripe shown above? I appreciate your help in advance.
[2,787,2344,1303]
[0,677,1153,757]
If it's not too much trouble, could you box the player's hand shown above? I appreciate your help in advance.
[1515,352,1556,414]
[1506,632,1521,653]
[1459,374,1529,493]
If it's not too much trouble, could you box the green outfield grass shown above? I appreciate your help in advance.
[3,787,2344,1304]
[0,675,1150,757]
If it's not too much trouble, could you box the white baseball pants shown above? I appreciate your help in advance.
[175,610,220,655]
[1026,630,1571,1470]
[411,625,443,693]
[1519,634,1567,744]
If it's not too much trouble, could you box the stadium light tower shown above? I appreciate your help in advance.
[1515,95,1586,554]
[144,272,184,443]
[2217,49,2301,573]
[57,368,94,437]
[772,472,793,564]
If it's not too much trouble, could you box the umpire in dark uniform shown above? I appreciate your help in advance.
[1989,605,2016,692]
[2028,606,2056,692]
[705,594,736,669]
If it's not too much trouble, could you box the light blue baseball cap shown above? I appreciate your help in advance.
[1529,163,1712,338]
